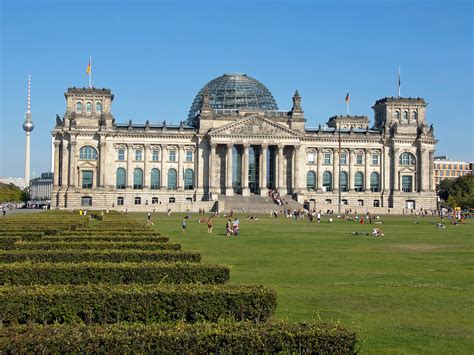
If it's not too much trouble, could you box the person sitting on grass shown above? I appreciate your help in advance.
[372,227,384,237]
[437,223,446,229]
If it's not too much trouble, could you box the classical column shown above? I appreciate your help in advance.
[382,145,390,193]
[98,141,106,188]
[161,144,167,190]
[420,148,429,192]
[428,151,434,191]
[393,148,400,191]
[333,148,339,192]
[242,144,250,196]
[225,143,234,196]
[61,141,69,188]
[317,149,323,191]
[177,145,184,191]
[68,140,77,188]
[209,143,217,195]
[126,144,133,189]
[349,149,355,191]
[293,145,300,193]
[277,144,284,193]
[53,141,60,187]
[364,149,370,192]
[260,144,268,196]
[143,144,150,189]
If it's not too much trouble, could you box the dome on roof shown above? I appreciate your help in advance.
[187,73,278,125]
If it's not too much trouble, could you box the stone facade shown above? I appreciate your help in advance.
[51,84,437,212]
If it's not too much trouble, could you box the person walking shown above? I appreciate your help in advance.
[2,204,7,217]
[207,218,213,234]
[181,217,187,234]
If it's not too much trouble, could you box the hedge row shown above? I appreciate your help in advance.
[9,241,180,251]
[0,284,276,325]
[41,235,169,243]
[0,261,220,285]
[58,231,161,237]
[0,250,198,264]
[0,321,357,354]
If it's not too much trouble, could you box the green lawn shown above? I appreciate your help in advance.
[133,212,474,354]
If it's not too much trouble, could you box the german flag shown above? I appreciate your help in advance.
[345,92,350,104]
[86,58,91,75]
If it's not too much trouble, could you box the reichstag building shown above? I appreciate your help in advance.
[51,73,437,211]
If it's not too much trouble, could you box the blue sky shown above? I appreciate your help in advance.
[1,0,472,177]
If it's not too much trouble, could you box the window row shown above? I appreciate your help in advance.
[306,171,381,192]
[321,198,382,207]
[116,148,193,162]
[307,151,380,165]
[115,168,195,190]
[392,110,418,122]
[81,196,191,207]
[76,101,102,113]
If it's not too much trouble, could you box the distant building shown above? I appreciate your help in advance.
[30,172,53,200]
[0,177,27,189]
[433,156,472,187]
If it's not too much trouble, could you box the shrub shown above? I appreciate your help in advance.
[9,241,180,251]
[0,249,198,264]
[41,235,169,243]
[0,260,221,285]
[0,321,357,354]
[0,284,276,324]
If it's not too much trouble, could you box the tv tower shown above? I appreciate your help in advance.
[22,75,34,185]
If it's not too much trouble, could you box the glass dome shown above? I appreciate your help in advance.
[187,73,278,125]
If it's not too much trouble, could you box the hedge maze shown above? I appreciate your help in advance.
[0,211,356,353]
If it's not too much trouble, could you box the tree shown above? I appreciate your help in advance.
[0,183,23,203]
[437,174,474,209]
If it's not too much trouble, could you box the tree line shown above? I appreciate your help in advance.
[437,174,474,209]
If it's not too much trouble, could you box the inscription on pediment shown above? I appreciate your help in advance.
[215,117,297,137]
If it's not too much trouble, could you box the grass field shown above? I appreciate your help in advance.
[133,212,474,354]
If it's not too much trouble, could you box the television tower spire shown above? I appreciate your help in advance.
[22,74,34,185]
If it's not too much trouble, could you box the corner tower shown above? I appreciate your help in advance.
[372,97,427,132]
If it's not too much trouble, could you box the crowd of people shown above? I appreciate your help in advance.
[268,189,287,206]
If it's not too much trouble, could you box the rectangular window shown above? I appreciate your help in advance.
[402,175,413,192]
[356,154,363,165]
[82,170,93,189]
[340,152,347,165]
[152,149,160,161]
[135,150,142,161]
[186,150,193,162]
[118,149,125,161]
[324,153,331,165]
[371,154,379,165]
[117,197,124,206]
[169,150,176,162]
[307,151,315,164]
[81,196,92,206]
[134,197,141,205]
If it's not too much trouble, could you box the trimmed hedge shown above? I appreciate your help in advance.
[0,321,357,354]
[0,261,220,285]
[0,284,276,324]
[58,231,161,237]
[9,241,180,251]
[42,235,169,243]
[0,249,197,263]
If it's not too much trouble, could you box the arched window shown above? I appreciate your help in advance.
[95,101,102,112]
[184,168,194,190]
[399,152,416,165]
[306,171,316,191]
[167,168,177,190]
[116,168,126,189]
[393,111,400,120]
[79,146,98,160]
[412,111,417,121]
[323,171,332,191]
[150,168,160,190]
[86,102,92,112]
[370,172,380,192]
[340,171,348,192]
[76,101,83,113]
[355,172,364,192]
[133,168,143,189]
[402,111,408,121]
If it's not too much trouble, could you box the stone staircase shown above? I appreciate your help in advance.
[217,194,302,213]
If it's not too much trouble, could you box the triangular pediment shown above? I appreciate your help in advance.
[209,115,301,138]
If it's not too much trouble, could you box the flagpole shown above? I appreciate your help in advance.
[89,56,92,88]
[398,66,401,98]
